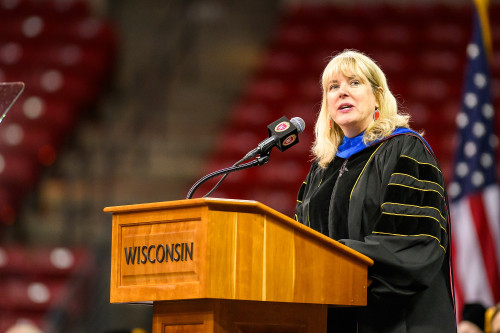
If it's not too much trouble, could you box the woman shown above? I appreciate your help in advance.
[295,50,456,332]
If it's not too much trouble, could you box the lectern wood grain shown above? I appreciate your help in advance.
[153,299,326,333]
[106,198,372,305]
[105,198,373,332]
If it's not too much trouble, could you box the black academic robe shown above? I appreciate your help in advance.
[295,133,457,333]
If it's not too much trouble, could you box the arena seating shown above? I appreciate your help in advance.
[0,244,95,332]
[0,0,116,225]
[0,0,114,331]
[199,3,500,218]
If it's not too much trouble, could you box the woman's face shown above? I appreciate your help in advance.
[326,71,378,138]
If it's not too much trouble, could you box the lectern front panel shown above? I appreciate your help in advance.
[110,204,209,303]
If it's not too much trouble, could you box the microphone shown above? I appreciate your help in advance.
[244,116,305,160]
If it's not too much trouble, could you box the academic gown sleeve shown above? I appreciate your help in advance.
[340,135,450,305]
[295,161,320,227]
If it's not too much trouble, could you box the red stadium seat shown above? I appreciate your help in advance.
[370,50,411,75]
[0,0,89,19]
[37,0,91,20]
[247,186,298,217]
[245,77,295,104]
[7,95,79,130]
[0,122,61,161]
[369,24,415,50]
[0,151,39,192]
[321,24,366,50]
[213,128,261,159]
[0,245,92,276]
[30,246,92,277]
[492,50,500,78]
[0,187,21,224]
[418,49,464,75]
[305,49,335,76]
[0,277,67,311]
[0,0,35,18]
[254,159,306,187]
[0,245,31,274]
[296,76,322,103]
[423,22,469,49]
[282,100,319,127]
[9,43,114,83]
[228,101,278,132]
[408,77,454,101]
[259,50,306,78]
[0,243,96,332]
[272,23,318,52]
[0,312,45,333]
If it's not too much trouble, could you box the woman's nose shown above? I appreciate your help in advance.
[338,82,348,96]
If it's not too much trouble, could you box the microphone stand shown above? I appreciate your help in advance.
[186,153,270,199]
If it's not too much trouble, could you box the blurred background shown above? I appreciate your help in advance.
[0,0,498,332]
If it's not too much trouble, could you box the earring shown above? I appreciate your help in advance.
[374,107,380,121]
[329,118,332,129]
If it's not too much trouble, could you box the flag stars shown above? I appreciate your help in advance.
[467,43,480,59]
[472,171,485,187]
[472,122,486,138]
[464,92,478,108]
[456,162,469,177]
[474,73,487,89]
[480,153,493,168]
[457,112,469,128]
[464,141,477,158]
[482,104,494,119]
[448,182,461,199]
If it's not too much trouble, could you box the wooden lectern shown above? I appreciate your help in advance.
[104,198,373,332]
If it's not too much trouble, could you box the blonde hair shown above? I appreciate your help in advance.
[312,50,410,168]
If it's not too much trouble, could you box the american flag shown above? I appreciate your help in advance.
[449,0,500,319]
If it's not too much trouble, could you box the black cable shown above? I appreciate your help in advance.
[201,155,250,198]
[186,155,269,199]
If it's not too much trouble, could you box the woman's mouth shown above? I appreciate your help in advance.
[338,103,354,112]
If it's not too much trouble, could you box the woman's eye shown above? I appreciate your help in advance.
[329,84,339,90]
[350,80,360,86]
